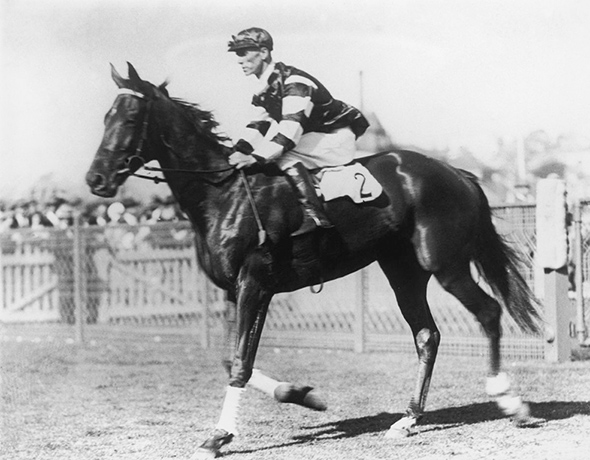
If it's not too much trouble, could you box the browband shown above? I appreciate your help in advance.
[118,88,145,99]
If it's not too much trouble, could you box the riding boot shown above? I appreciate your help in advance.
[285,162,334,236]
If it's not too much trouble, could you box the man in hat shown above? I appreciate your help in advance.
[227,27,369,236]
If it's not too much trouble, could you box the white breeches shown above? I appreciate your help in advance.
[274,127,357,171]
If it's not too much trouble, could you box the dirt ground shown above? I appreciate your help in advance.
[1,324,589,460]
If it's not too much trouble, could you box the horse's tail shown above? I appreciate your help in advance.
[467,177,542,334]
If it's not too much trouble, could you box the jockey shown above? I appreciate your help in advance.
[227,27,369,236]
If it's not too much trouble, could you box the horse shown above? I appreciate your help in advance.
[86,63,541,459]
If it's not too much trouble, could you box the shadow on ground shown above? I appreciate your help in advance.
[227,400,590,456]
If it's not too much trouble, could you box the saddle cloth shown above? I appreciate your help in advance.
[316,163,383,203]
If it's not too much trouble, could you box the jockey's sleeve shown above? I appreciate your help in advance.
[234,105,273,155]
[251,75,316,162]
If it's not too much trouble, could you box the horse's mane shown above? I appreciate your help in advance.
[168,96,230,145]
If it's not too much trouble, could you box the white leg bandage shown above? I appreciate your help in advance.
[248,369,284,397]
[486,372,511,397]
[216,386,245,435]
[486,372,529,418]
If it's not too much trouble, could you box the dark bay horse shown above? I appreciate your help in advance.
[86,63,541,459]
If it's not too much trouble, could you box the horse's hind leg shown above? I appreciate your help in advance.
[435,264,530,424]
[377,251,440,438]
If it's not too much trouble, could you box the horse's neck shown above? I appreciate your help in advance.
[154,104,229,189]
[158,143,236,206]
[154,111,241,236]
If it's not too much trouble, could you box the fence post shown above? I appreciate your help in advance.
[200,278,211,349]
[73,214,85,344]
[354,267,368,353]
[536,178,574,362]
[573,202,587,344]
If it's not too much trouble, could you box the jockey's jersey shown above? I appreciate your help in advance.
[235,62,369,161]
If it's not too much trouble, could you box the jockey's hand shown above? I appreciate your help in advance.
[228,152,257,169]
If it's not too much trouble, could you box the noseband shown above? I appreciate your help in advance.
[116,89,235,185]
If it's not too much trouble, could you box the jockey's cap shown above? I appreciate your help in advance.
[227,27,273,52]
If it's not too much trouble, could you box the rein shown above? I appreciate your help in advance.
[128,153,236,185]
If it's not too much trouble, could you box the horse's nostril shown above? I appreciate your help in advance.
[89,173,106,190]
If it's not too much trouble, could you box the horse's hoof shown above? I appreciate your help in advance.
[274,384,327,411]
[384,426,411,439]
[191,429,233,459]
[512,402,533,427]
[384,416,416,439]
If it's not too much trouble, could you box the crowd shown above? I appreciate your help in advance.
[0,195,187,232]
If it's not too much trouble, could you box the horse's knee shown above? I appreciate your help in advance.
[415,328,440,361]
[228,360,252,388]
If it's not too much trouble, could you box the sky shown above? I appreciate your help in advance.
[1,0,589,201]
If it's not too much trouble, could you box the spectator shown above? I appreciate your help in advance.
[44,200,62,227]
[27,200,53,228]
[107,201,138,225]
[54,201,76,228]
[0,204,14,232]
[10,202,30,229]
[84,202,109,226]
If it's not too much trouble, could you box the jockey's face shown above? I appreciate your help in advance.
[235,47,269,78]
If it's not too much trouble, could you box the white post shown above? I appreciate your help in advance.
[573,203,587,344]
[536,178,574,362]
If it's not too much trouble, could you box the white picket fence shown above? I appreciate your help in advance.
[1,202,588,360]
[92,245,225,323]
[0,226,226,329]
[0,242,60,323]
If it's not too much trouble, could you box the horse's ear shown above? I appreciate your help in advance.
[158,78,170,97]
[110,63,127,88]
[127,62,142,85]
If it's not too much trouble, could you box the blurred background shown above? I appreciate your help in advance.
[1,0,589,222]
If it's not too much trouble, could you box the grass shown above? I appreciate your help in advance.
[1,325,590,460]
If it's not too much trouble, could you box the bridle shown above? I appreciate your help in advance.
[115,88,235,185]
[113,88,266,244]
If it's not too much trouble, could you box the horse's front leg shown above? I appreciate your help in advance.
[193,275,273,460]
[222,293,326,411]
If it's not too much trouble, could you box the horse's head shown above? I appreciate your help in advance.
[86,62,168,197]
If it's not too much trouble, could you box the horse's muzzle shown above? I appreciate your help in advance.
[86,171,118,197]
